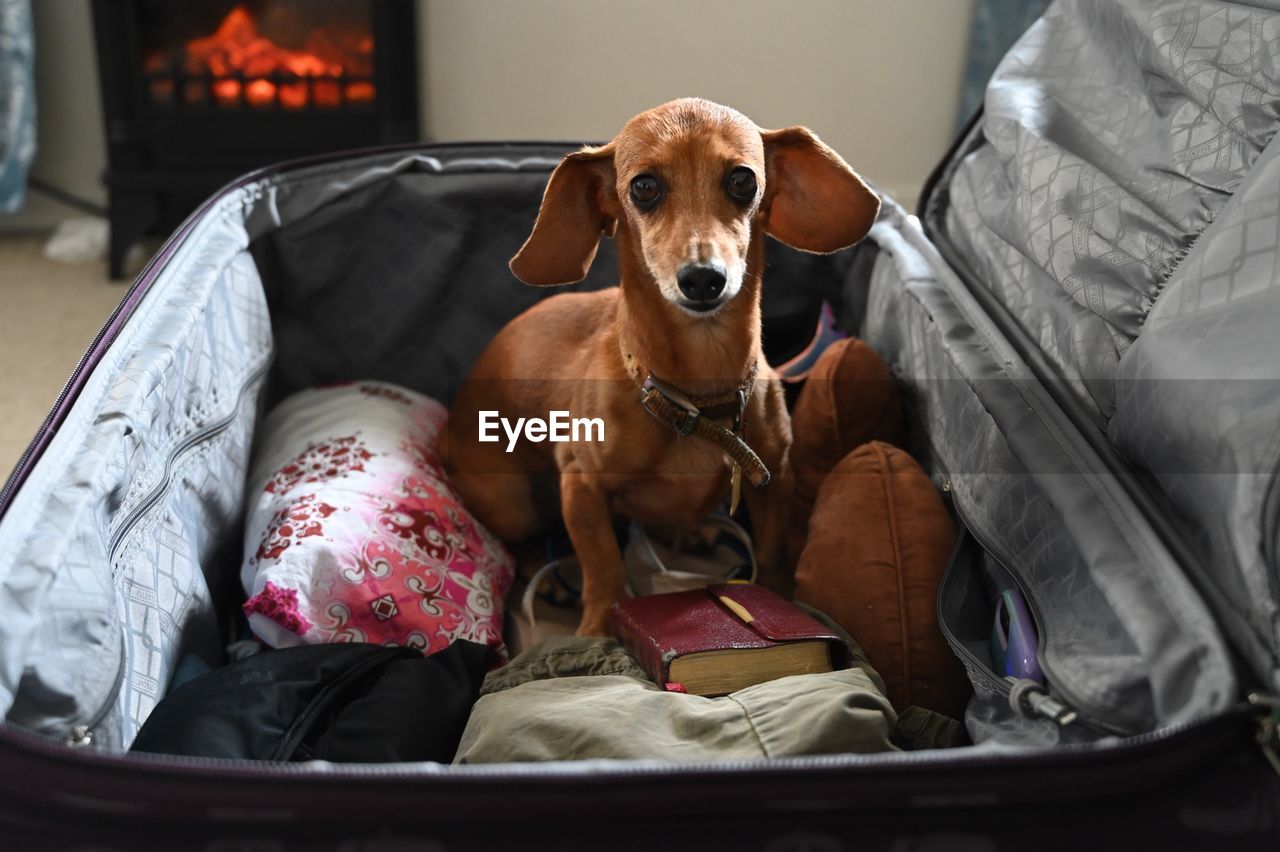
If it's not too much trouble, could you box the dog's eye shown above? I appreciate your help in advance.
[630,175,662,209]
[726,167,758,203]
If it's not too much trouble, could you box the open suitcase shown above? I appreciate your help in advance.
[3,0,1280,847]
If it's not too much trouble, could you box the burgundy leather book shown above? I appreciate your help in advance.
[609,584,850,697]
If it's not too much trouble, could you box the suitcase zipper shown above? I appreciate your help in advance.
[68,356,271,745]
[1264,464,1280,588]
[68,622,127,746]
[1248,692,1280,777]
[934,548,1075,727]
[105,357,271,564]
[942,497,1133,735]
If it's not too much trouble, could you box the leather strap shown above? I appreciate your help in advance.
[621,350,757,422]
[639,387,771,487]
[621,349,770,488]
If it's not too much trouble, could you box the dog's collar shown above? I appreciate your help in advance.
[621,351,770,490]
[621,351,758,424]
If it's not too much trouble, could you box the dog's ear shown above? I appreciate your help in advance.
[760,126,879,254]
[510,144,617,286]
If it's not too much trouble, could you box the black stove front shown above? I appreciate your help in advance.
[92,0,419,277]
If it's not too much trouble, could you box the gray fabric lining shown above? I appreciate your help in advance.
[863,198,1236,737]
[943,0,1280,424]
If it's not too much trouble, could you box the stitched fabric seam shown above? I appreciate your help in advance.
[871,442,911,702]
[727,693,771,758]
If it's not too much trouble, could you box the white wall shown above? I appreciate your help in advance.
[422,0,975,208]
[4,0,973,231]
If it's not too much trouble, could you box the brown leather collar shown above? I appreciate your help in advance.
[621,351,757,426]
[622,351,770,489]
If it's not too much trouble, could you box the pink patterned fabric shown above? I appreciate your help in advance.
[243,581,314,636]
[241,381,514,662]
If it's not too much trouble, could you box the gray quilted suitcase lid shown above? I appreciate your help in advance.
[922,0,1280,693]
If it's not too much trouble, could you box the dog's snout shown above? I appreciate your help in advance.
[676,263,727,304]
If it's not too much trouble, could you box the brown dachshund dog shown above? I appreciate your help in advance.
[443,98,879,636]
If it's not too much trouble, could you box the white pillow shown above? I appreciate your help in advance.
[241,381,513,661]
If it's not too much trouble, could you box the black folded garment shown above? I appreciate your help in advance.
[131,641,491,763]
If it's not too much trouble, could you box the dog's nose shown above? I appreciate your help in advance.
[676,263,727,304]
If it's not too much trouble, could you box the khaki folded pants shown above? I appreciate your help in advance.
[454,604,964,763]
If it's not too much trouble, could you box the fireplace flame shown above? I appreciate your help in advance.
[146,6,376,110]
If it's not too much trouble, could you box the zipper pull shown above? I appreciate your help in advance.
[1007,677,1078,726]
[1247,693,1280,777]
[66,725,94,748]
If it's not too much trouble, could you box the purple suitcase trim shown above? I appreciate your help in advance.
[0,179,243,518]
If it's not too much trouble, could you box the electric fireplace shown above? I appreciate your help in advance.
[92,0,419,278]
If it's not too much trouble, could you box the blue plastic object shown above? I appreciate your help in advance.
[990,588,1044,684]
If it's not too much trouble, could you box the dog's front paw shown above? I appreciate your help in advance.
[576,609,613,638]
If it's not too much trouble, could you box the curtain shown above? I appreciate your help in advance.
[957,0,1052,127]
[0,0,35,213]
